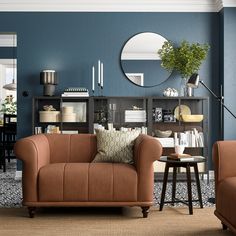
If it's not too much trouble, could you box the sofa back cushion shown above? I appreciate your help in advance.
[70,134,97,163]
[46,134,97,163]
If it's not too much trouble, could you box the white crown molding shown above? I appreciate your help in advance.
[0,0,231,12]
[215,0,224,11]
[222,0,236,7]
[0,0,234,12]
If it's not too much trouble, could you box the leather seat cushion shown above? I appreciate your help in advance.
[38,163,137,202]
[217,177,236,227]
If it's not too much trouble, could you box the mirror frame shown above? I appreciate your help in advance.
[120,32,173,88]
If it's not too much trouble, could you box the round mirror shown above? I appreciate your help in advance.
[120,32,172,87]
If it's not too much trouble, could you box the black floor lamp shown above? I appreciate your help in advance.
[187,73,236,204]
[187,73,236,139]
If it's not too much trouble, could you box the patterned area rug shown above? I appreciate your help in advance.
[0,161,215,208]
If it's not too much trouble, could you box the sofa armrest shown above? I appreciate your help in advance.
[14,134,50,203]
[213,141,236,185]
[134,134,162,202]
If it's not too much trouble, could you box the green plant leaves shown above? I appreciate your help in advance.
[158,40,210,78]
[0,99,17,115]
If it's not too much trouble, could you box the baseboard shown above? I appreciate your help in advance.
[154,170,215,182]
[15,171,22,180]
[203,170,214,180]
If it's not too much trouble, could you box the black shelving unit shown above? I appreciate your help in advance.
[32,96,209,177]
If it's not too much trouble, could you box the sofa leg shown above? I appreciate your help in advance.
[28,207,36,218]
[141,206,150,218]
[222,222,227,230]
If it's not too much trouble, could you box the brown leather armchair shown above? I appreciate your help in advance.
[15,133,162,218]
[213,141,236,233]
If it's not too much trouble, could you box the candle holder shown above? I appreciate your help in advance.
[97,85,103,97]
[100,86,104,97]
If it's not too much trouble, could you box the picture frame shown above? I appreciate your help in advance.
[125,73,144,86]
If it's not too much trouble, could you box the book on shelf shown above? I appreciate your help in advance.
[125,110,146,122]
[125,118,146,122]
[61,93,89,97]
[154,137,174,147]
[64,87,88,92]
[61,130,79,134]
[120,126,147,134]
[62,87,89,97]
[174,129,204,148]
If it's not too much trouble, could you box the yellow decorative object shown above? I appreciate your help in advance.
[181,114,204,122]
[174,105,191,121]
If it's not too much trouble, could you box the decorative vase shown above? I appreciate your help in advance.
[180,77,194,97]
[186,86,194,97]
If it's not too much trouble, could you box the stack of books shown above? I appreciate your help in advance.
[124,110,146,122]
[167,153,194,161]
[62,87,89,97]
[155,137,174,147]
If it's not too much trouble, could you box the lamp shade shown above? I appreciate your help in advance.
[40,70,58,85]
[187,73,200,88]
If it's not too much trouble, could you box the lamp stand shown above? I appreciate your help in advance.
[200,81,236,139]
[197,80,236,204]
[43,84,56,96]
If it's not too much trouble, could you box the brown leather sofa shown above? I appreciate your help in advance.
[14,133,162,218]
[213,141,236,234]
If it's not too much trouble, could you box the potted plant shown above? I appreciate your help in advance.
[0,96,17,115]
[158,40,210,96]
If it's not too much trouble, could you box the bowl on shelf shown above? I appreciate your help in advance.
[181,114,204,122]
[154,129,172,138]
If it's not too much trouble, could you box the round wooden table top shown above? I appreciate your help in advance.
[159,156,206,164]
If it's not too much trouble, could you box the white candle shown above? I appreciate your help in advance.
[92,66,95,92]
[101,62,103,88]
[98,60,101,86]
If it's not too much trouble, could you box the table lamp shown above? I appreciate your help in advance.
[40,70,58,96]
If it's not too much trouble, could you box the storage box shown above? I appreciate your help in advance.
[39,111,60,122]
[62,113,76,122]
[62,106,74,114]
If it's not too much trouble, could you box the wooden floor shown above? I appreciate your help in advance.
[0,206,234,236]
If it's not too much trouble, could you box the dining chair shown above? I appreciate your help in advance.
[1,114,17,172]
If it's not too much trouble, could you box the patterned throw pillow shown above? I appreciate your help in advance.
[93,129,140,164]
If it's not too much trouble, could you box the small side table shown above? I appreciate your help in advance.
[158,156,206,215]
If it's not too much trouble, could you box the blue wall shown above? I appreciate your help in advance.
[222,8,236,139]
[0,12,220,169]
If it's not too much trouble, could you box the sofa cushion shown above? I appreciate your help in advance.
[93,129,140,164]
[38,163,137,202]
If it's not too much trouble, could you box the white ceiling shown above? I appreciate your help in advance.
[0,0,235,12]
